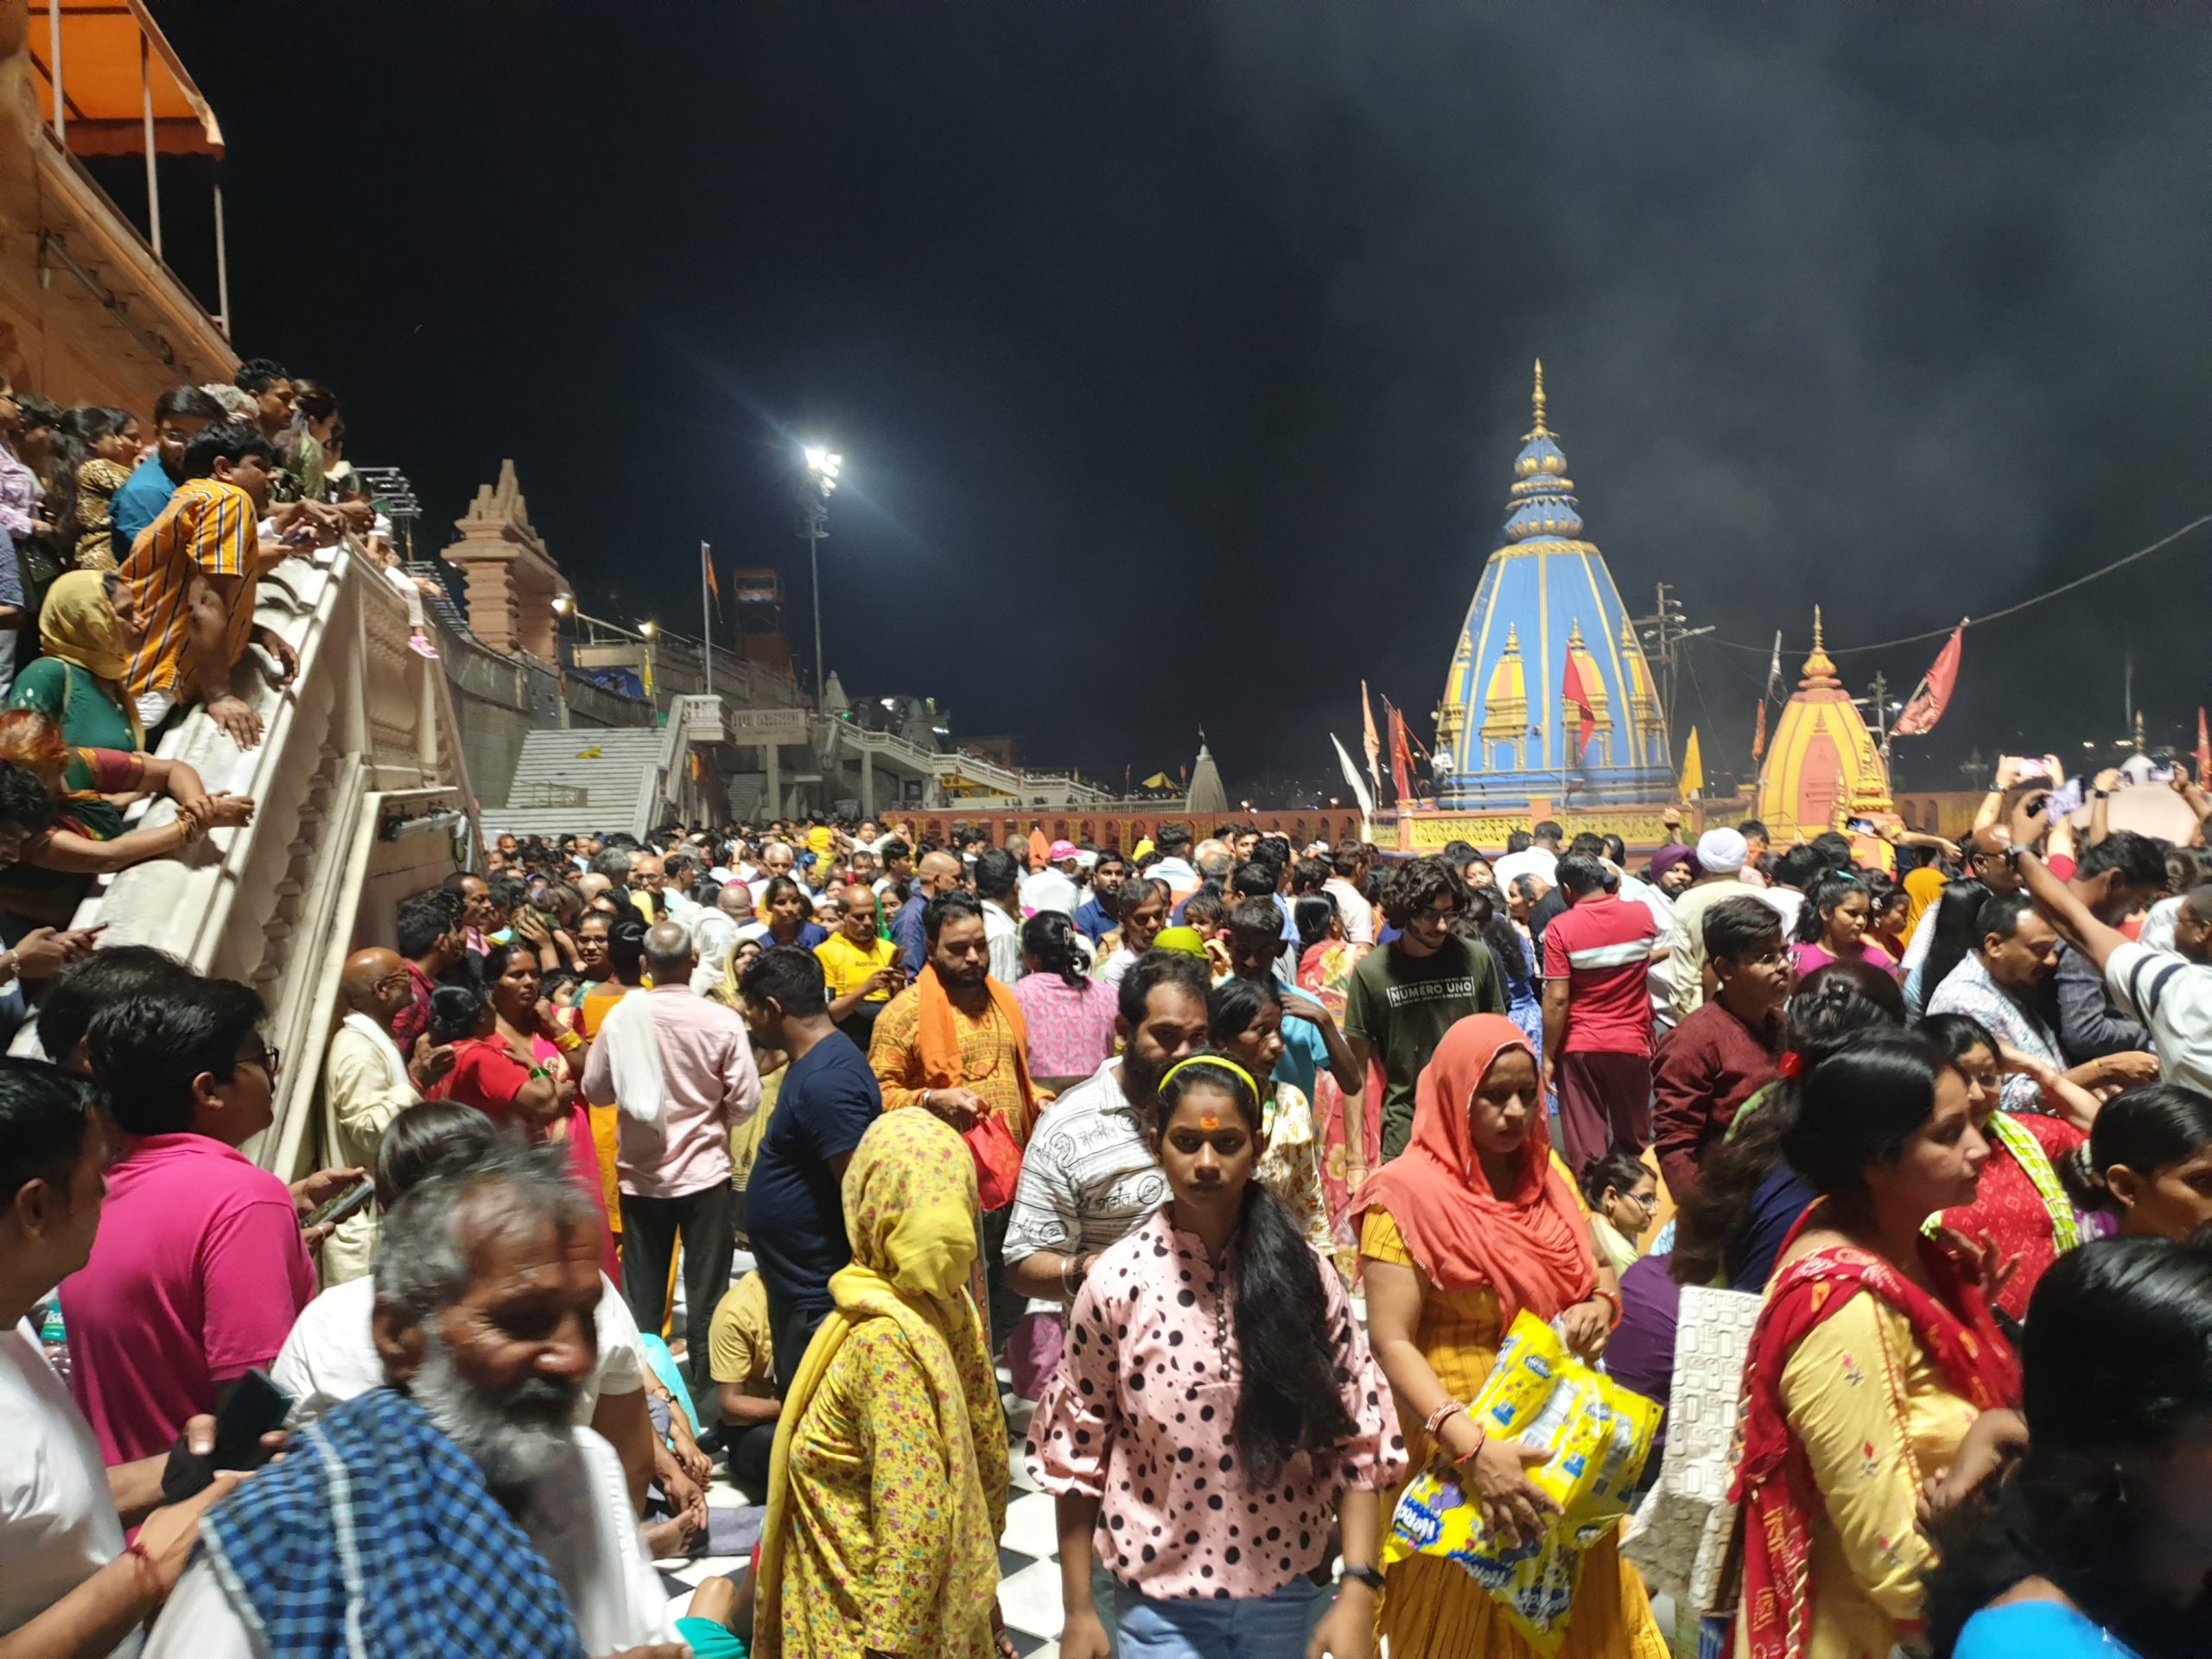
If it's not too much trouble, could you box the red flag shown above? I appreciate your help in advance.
[1560,653,1596,760]
[2196,707,2209,784]
[1892,621,1967,738]
[1388,706,1414,804]
[1751,697,1769,763]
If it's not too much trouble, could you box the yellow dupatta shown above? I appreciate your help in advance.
[37,572,143,747]
[752,1108,1007,1658]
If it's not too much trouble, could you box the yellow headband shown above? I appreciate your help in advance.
[1159,1054,1261,1106]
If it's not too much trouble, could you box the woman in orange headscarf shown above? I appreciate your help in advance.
[1355,1014,1668,1659]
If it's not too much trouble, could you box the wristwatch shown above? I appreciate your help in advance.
[1341,1564,1387,1593]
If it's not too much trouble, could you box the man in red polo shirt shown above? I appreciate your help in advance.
[60,976,318,1465]
[1541,850,1664,1170]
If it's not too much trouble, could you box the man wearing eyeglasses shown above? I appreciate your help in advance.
[320,948,456,1283]
[58,976,320,1468]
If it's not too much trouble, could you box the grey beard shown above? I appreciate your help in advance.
[411,1334,577,1493]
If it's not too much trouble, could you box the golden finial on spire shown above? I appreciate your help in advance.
[1527,359,1550,440]
[1802,605,1838,682]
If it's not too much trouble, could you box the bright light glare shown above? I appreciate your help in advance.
[551,594,572,614]
[803,444,844,488]
[639,620,658,639]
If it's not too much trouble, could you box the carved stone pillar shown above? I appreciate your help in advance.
[441,460,566,659]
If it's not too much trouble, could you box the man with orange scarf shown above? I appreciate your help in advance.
[869,889,1039,1348]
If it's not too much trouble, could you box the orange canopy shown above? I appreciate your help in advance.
[26,0,223,157]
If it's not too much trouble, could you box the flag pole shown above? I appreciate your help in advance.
[700,541,714,697]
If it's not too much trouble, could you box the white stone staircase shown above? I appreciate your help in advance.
[486,695,728,842]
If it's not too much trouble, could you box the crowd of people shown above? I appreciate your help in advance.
[4,768,2212,1657]
[0,358,449,1014]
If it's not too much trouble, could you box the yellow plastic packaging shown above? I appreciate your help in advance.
[1382,1309,1663,1653]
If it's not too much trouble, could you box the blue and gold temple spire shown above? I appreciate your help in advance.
[1431,362,1674,808]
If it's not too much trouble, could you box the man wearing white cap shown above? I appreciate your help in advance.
[1021,840,1084,918]
[1668,827,1759,1022]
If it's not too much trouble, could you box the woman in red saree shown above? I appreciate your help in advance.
[424,958,620,1281]
[1921,1012,2103,1323]
[1730,1033,2021,1659]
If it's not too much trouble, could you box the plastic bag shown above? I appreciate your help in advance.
[1384,1309,1663,1654]
[963,1111,1023,1212]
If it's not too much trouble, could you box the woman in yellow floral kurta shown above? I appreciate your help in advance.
[753,1109,1009,1659]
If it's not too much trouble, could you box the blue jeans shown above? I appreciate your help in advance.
[1112,1574,1326,1657]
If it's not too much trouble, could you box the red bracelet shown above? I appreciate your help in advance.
[1591,1287,1624,1328]
[1423,1398,1468,1439]
[124,1539,161,1598]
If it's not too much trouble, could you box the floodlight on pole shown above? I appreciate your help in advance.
[797,443,844,710]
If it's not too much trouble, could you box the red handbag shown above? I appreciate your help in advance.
[963,1112,1023,1212]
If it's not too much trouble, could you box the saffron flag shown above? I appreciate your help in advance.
[2196,708,2209,784]
[1679,727,1704,799]
[1360,682,1384,801]
[1893,621,1967,738]
[1560,653,1596,760]
[1388,705,1414,805]
[702,543,721,607]
[1751,697,1769,763]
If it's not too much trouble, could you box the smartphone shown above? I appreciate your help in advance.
[162,1368,293,1503]
[1845,817,1876,834]
[2015,757,2052,782]
[302,1176,375,1233]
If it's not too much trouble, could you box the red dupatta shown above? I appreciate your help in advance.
[1727,1213,2019,1659]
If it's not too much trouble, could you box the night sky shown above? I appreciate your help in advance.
[150,3,2212,801]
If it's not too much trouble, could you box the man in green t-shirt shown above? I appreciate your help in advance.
[1343,855,1507,1166]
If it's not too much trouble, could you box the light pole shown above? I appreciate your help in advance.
[798,445,842,712]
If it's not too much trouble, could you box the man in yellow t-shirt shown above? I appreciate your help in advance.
[706,1270,779,1495]
[814,885,901,1048]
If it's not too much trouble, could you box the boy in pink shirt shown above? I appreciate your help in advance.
[61,976,318,1465]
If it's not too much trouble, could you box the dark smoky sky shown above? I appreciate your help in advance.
[155,2,2212,798]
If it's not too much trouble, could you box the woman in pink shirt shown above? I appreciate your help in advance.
[1011,911,1118,1090]
[1029,1052,1403,1659]
[1789,868,1899,980]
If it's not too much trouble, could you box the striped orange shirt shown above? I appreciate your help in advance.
[121,476,258,699]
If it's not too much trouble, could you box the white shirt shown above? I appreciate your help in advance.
[143,1427,671,1659]
[1098,946,1141,992]
[1020,867,1081,918]
[1617,873,1681,1023]
[2106,941,2212,1096]
[0,1321,139,1656]
[1323,876,1375,944]
[1002,1059,1171,1313]
[985,902,1023,984]
[1491,848,1560,891]
[270,1274,645,1431]
[2139,895,2183,954]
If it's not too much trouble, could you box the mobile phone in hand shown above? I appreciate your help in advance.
[302,1176,375,1233]
[162,1368,292,1503]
